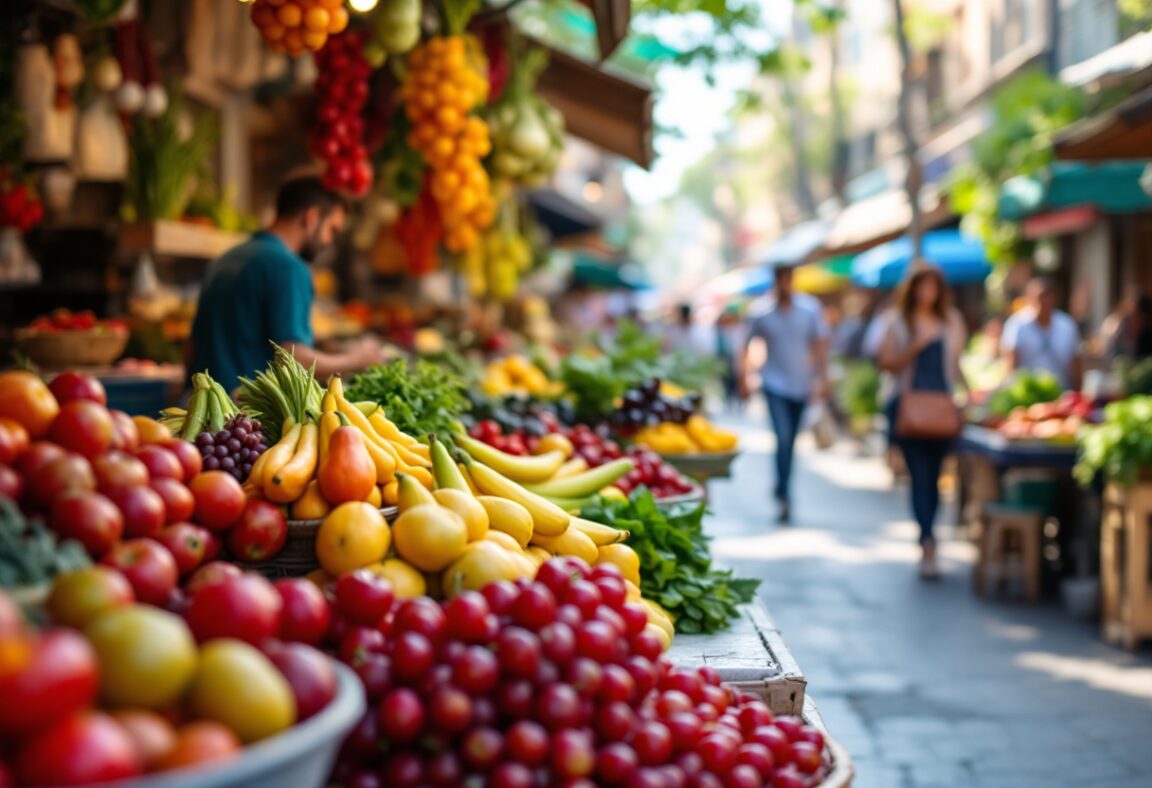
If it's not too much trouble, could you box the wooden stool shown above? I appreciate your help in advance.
[1101,483,1152,651]
[974,504,1043,602]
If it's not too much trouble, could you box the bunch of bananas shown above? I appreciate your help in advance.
[461,222,532,301]
[634,414,739,455]
[400,36,495,253]
[159,373,238,440]
[245,376,434,519]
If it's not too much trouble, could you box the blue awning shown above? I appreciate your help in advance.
[851,230,991,289]
[998,161,1152,220]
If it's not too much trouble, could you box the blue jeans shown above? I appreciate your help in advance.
[898,436,949,544]
[765,390,806,503]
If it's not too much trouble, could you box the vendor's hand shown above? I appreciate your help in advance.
[352,336,385,368]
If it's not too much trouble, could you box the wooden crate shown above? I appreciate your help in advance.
[668,599,806,716]
[1101,482,1152,650]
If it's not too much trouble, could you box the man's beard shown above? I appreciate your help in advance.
[299,229,327,262]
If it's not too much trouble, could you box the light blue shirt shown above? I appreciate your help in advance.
[747,294,829,401]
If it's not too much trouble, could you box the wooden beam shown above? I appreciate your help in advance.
[534,43,654,168]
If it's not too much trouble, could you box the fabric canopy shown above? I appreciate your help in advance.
[851,230,991,289]
[571,255,650,290]
[998,161,1152,220]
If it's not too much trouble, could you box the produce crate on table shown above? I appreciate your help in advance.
[667,598,806,716]
[1101,482,1152,650]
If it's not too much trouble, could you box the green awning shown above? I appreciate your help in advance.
[822,254,855,277]
[998,161,1152,220]
[571,254,651,290]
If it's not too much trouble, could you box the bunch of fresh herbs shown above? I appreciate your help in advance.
[582,491,760,635]
[346,358,470,442]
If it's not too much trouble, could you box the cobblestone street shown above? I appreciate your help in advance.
[706,409,1152,788]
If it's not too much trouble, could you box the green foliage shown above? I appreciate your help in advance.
[985,370,1064,417]
[0,500,90,588]
[582,491,760,634]
[560,320,723,422]
[1119,0,1152,36]
[1076,396,1152,486]
[838,361,881,418]
[1120,356,1152,397]
[947,70,1089,265]
[346,359,471,442]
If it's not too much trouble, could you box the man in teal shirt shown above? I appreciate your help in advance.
[189,176,383,391]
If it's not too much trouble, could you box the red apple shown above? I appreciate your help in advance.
[17,441,66,479]
[48,373,107,406]
[107,486,166,539]
[49,401,115,458]
[184,561,242,594]
[187,472,246,532]
[134,445,182,482]
[108,411,140,452]
[226,500,287,562]
[186,574,282,645]
[156,523,210,575]
[92,451,150,493]
[101,539,178,606]
[201,531,223,562]
[264,641,337,721]
[149,478,194,523]
[0,465,23,501]
[27,453,95,510]
[49,491,124,557]
[160,440,202,483]
[273,578,332,646]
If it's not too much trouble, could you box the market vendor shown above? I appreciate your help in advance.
[188,176,384,391]
[1001,277,1082,390]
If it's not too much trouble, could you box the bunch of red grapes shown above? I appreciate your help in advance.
[311,31,373,196]
[329,558,831,787]
[194,415,267,482]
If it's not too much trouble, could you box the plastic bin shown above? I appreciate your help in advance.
[101,377,172,417]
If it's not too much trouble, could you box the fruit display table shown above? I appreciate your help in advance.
[667,598,807,717]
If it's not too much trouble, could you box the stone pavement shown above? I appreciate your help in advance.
[704,409,1152,788]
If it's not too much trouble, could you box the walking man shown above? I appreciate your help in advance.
[740,263,830,523]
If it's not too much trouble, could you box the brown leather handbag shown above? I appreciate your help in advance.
[895,389,961,440]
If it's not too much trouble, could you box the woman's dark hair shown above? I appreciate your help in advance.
[895,261,951,328]
[275,176,346,219]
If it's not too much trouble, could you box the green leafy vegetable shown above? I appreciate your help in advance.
[346,359,470,442]
[986,371,1063,417]
[560,320,724,422]
[0,500,89,588]
[1076,396,1152,486]
[582,491,759,634]
[838,361,880,419]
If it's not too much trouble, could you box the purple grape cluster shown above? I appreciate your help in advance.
[194,414,267,482]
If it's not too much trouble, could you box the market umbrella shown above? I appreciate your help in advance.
[851,230,991,289]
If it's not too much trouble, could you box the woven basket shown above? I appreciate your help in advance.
[235,506,399,578]
[17,329,128,367]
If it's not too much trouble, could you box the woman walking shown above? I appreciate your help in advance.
[877,263,968,578]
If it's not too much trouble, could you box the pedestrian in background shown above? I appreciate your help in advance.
[715,305,745,412]
[876,263,969,578]
[1002,277,1082,389]
[740,264,830,524]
